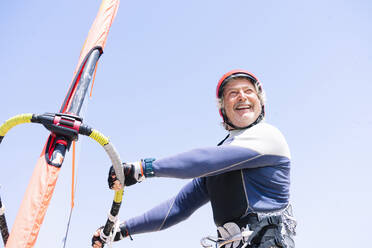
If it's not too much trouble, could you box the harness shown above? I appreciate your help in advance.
[201,212,294,248]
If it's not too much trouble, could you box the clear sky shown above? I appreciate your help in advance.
[1,0,371,247]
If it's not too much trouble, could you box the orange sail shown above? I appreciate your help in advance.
[5,1,120,247]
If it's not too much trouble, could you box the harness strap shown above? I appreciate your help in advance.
[245,216,284,246]
[201,218,286,248]
[202,212,293,248]
[259,237,285,248]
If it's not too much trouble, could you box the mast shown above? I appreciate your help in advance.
[5,1,120,247]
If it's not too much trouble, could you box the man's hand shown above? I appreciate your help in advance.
[108,161,144,189]
[91,224,130,247]
[91,226,105,248]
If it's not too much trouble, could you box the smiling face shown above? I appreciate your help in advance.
[222,78,262,129]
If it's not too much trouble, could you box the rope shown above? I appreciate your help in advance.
[61,141,78,248]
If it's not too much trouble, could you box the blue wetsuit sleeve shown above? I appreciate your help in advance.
[151,145,287,178]
[125,177,209,235]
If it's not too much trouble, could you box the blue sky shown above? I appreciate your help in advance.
[1,0,372,247]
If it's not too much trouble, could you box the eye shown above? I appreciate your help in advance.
[244,88,254,94]
[228,90,238,98]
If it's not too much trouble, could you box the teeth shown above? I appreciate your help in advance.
[236,105,251,110]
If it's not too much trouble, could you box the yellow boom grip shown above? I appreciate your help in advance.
[0,113,33,137]
[88,129,109,146]
[114,189,124,203]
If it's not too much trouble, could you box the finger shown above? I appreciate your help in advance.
[93,240,102,248]
[94,229,101,237]
[113,180,123,190]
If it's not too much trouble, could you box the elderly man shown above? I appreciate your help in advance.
[93,69,296,248]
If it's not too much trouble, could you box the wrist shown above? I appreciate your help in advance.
[142,158,155,178]
[116,222,132,241]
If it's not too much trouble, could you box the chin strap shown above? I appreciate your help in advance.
[221,107,265,131]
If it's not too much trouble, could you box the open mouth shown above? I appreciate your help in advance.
[234,104,252,111]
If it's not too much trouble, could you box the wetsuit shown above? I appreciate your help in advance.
[122,122,296,247]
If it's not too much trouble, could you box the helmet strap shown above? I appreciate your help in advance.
[221,106,265,131]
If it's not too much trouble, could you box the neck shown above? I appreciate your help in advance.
[226,112,264,131]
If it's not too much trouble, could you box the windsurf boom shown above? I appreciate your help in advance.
[0,1,121,247]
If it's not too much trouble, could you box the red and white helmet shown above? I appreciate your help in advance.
[216,69,265,129]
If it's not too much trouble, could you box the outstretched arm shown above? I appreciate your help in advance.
[152,123,291,179]
[124,177,209,235]
[108,124,290,186]
[152,145,263,178]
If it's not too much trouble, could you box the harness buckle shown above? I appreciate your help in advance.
[200,222,253,248]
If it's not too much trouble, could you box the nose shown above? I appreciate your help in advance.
[237,89,248,101]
